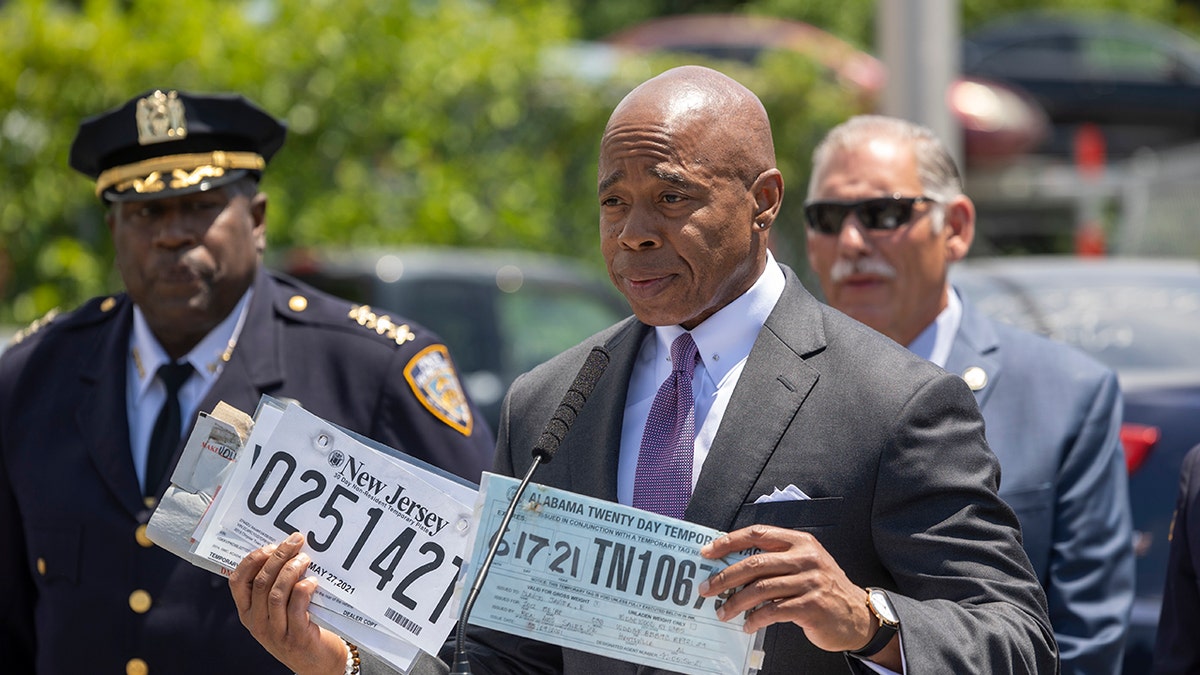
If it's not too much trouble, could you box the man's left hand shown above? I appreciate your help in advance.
[698,524,897,666]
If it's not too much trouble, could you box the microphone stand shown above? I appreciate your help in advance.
[448,346,610,675]
[449,455,543,674]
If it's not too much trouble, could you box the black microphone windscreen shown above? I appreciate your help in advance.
[531,346,610,462]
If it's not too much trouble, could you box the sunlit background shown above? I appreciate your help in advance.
[6,2,1200,671]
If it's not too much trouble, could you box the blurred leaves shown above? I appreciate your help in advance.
[0,0,860,323]
[3,0,1193,324]
[573,0,1182,47]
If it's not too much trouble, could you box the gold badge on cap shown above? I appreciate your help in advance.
[404,345,473,436]
[962,366,989,392]
[136,90,187,146]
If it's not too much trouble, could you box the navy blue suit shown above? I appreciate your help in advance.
[945,293,1134,675]
[1153,443,1200,673]
[0,269,495,675]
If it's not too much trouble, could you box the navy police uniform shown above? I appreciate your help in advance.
[0,90,495,675]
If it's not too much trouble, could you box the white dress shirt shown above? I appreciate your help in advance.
[616,252,784,504]
[127,289,252,493]
[616,254,905,674]
[905,286,962,369]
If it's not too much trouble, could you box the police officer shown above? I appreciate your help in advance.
[0,89,495,675]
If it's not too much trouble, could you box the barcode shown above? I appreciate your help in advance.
[384,607,422,635]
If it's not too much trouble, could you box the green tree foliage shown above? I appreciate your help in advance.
[20,0,1169,325]
[574,0,1183,47]
[0,0,860,323]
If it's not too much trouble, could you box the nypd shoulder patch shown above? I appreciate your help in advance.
[404,344,473,436]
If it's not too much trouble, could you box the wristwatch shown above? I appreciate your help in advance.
[847,587,900,659]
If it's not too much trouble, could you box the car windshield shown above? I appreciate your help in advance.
[952,261,1200,371]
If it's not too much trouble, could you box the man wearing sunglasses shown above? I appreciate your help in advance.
[805,114,1134,675]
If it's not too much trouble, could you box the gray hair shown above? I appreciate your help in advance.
[808,115,962,231]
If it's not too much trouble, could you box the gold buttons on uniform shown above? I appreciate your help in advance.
[36,557,46,575]
[143,496,157,509]
[101,297,116,312]
[288,295,308,312]
[129,589,152,614]
[135,524,153,548]
[126,657,149,675]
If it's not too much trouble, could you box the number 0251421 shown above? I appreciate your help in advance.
[220,403,476,655]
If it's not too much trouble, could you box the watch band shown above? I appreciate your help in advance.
[846,619,898,658]
[847,588,899,659]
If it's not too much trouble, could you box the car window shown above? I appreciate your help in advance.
[1081,36,1177,82]
[377,279,499,376]
[495,283,628,376]
[973,35,1079,80]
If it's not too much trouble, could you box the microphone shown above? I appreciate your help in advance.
[450,346,610,674]
[532,347,611,462]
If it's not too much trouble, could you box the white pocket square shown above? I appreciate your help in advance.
[753,483,810,504]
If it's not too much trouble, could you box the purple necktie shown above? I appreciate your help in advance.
[632,332,699,519]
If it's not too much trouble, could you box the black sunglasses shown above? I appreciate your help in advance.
[803,195,937,235]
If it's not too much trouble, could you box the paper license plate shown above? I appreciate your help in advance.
[218,403,475,655]
[465,473,759,675]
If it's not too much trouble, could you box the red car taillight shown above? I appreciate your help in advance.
[1121,423,1160,475]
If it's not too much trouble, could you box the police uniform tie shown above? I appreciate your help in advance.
[145,361,193,497]
[632,333,700,519]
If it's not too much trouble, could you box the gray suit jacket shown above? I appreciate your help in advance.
[391,266,1057,674]
[944,294,1133,675]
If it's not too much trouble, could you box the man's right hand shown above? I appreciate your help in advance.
[698,524,901,670]
[229,532,349,675]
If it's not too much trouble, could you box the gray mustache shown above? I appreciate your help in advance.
[830,258,897,283]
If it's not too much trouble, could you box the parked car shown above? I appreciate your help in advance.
[602,13,1048,164]
[963,11,1200,158]
[274,247,631,432]
[603,13,886,103]
[950,255,1200,673]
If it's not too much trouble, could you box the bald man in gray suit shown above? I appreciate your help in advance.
[232,66,1057,675]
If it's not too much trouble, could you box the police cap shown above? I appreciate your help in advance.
[68,89,287,203]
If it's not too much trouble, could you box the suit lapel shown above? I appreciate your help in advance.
[944,294,1002,411]
[685,270,823,531]
[566,319,650,502]
[76,301,145,517]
